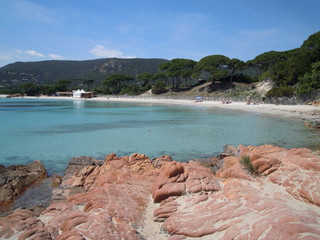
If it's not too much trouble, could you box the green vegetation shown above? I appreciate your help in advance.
[239,156,258,175]
[266,86,294,97]
[296,61,320,95]
[0,31,319,97]
[137,72,154,86]
[19,79,71,96]
[158,58,197,88]
[152,80,167,94]
[263,31,320,97]
[0,58,167,88]
[20,83,41,96]
[195,55,246,82]
[103,74,133,94]
[82,79,94,90]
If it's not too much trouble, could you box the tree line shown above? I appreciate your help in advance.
[3,31,320,97]
[247,31,320,97]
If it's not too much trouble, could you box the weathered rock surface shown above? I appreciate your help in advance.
[0,153,162,239]
[64,155,103,175]
[161,179,320,239]
[152,161,221,203]
[223,144,239,156]
[152,155,173,168]
[190,156,223,173]
[155,145,320,239]
[0,145,320,240]
[0,160,47,207]
[0,207,51,239]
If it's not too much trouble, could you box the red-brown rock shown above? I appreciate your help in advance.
[152,155,173,168]
[1,146,320,240]
[0,208,50,240]
[0,160,47,207]
[42,153,159,239]
[162,179,320,239]
[152,161,221,203]
[216,155,253,180]
[236,145,320,206]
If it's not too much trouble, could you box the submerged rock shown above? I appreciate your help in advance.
[304,120,320,129]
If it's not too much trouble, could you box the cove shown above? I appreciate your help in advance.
[0,98,319,175]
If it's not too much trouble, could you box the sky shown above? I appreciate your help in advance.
[0,0,319,67]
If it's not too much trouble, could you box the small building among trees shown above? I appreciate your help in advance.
[56,92,73,97]
[72,89,94,98]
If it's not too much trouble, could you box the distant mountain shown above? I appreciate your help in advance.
[0,58,168,87]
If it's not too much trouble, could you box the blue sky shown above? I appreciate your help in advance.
[0,0,319,67]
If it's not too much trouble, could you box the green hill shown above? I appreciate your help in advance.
[1,31,319,97]
[0,58,168,88]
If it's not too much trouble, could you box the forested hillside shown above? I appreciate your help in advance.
[0,31,319,98]
[0,58,167,88]
[247,31,320,97]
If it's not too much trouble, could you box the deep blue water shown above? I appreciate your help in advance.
[0,98,319,175]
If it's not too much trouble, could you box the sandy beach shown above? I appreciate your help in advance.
[2,94,320,121]
[93,96,320,121]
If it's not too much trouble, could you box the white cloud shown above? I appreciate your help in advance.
[13,0,56,24]
[89,44,136,58]
[0,54,11,60]
[24,49,45,57]
[49,53,63,60]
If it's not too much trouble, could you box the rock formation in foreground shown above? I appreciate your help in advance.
[0,160,47,207]
[0,145,320,239]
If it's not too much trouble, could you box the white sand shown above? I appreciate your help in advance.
[6,95,320,121]
[139,196,169,240]
[97,96,320,120]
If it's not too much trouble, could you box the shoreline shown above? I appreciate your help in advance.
[95,96,320,121]
[4,95,319,121]
[1,144,320,238]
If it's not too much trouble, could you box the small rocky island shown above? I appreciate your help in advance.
[0,145,320,239]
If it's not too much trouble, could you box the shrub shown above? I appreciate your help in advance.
[296,61,320,95]
[119,84,145,95]
[266,86,294,97]
[20,83,41,96]
[152,80,167,94]
[240,156,258,175]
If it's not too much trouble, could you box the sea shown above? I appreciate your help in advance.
[1,98,319,176]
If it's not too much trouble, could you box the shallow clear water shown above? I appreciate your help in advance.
[0,98,319,175]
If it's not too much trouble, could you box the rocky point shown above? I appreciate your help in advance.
[0,160,47,207]
[0,145,319,239]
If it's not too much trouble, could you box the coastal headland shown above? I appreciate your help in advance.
[0,144,320,239]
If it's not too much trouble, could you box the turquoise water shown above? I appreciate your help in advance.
[0,98,319,175]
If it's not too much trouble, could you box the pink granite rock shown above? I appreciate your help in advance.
[237,145,320,206]
[152,162,186,203]
[0,208,51,240]
[153,145,320,239]
[216,155,253,180]
[152,161,221,203]
[41,152,159,239]
[161,179,320,239]
[152,155,173,168]
[0,146,320,240]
